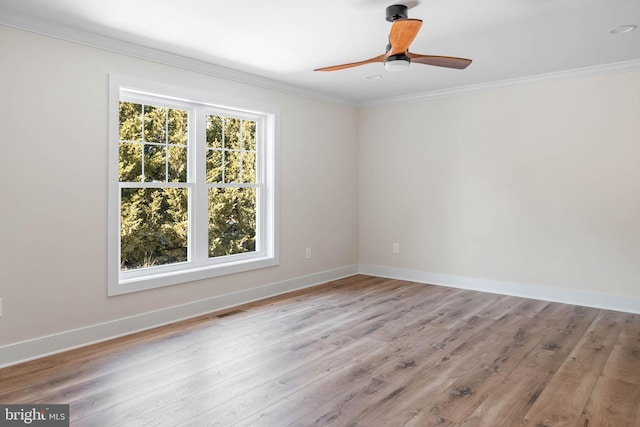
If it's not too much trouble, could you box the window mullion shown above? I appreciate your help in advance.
[164,108,169,182]
[193,107,209,264]
[255,119,264,252]
[140,104,145,181]
[239,121,243,184]
[221,118,226,184]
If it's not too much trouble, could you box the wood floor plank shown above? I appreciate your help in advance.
[477,294,525,320]
[174,339,393,426]
[295,370,453,427]
[454,304,598,426]
[0,275,638,427]
[602,314,640,385]
[370,315,499,388]
[234,354,398,427]
[232,398,306,427]
[364,289,469,342]
[288,377,399,427]
[523,309,626,427]
[428,314,553,422]
[458,348,569,426]
[403,412,455,427]
[75,336,370,426]
[509,298,553,318]
[576,375,640,427]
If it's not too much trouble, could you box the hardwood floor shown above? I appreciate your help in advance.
[1,275,639,426]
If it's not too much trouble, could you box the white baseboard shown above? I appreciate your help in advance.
[0,265,358,368]
[4,263,638,368]
[359,264,640,315]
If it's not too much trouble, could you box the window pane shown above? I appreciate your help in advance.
[119,102,142,142]
[119,142,142,182]
[242,151,256,183]
[224,150,241,183]
[207,115,223,149]
[206,149,223,183]
[167,109,188,145]
[208,188,256,258]
[144,105,167,143]
[224,117,241,149]
[144,145,166,182]
[168,145,187,182]
[242,120,256,151]
[120,188,188,270]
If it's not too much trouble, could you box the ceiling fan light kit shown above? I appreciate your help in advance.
[314,3,472,73]
[608,24,637,34]
[384,54,411,71]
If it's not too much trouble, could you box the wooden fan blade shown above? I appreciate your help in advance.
[387,19,423,56]
[407,53,472,69]
[314,54,386,72]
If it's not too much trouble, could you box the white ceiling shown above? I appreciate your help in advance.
[1,0,639,104]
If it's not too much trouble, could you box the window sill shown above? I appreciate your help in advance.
[108,255,279,296]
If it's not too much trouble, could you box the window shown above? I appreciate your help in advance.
[108,75,278,295]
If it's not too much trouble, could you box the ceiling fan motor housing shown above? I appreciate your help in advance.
[386,4,408,22]
[385,53,410,63]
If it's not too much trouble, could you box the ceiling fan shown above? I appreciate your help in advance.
[314,4,472,72]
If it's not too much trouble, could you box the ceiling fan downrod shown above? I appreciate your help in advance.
[385,4,411,71]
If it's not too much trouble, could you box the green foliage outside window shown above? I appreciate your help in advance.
[118,101,257,270]
[206,114,257,258]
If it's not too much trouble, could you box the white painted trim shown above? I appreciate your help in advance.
[0,265,358,368]
[108,74,281,296]
[0,11,353,107]
[3,263,639,368]
[360,59,640,108]
[359,264,640,315]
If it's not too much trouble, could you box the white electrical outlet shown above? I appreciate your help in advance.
[305,248,312,259]
[0,297,3,317]
[393,243,400,253]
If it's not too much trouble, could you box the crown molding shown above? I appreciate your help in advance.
[0,9,356,107]
[1,8,638,110]
[359,58,640,108]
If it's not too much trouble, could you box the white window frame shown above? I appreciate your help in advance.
[108,74,278,296]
